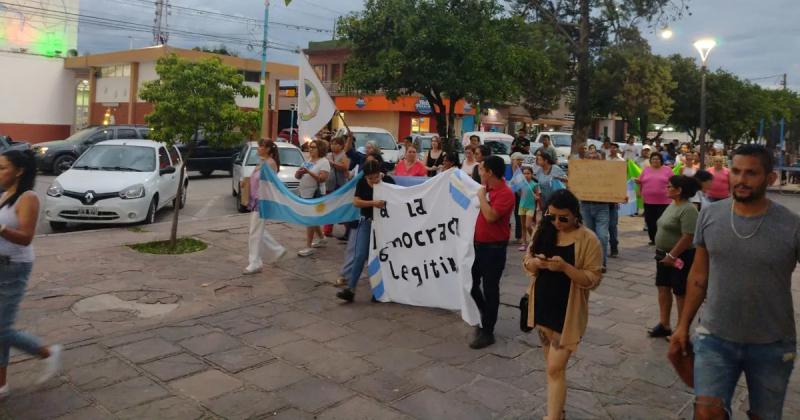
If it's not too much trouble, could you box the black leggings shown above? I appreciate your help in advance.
[644,204,669,242]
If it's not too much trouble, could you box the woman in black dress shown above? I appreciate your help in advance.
[424,136,445,177]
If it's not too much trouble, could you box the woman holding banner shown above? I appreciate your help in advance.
[296,140,330,257]
[523,189,603,420]
[244,140,288,274]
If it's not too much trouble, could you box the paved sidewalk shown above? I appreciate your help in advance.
[2,215,800,419]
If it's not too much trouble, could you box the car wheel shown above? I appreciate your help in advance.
[52,154,76,175]
[49,221,67,231]
[200,169,213,177]
[144,197,158,224]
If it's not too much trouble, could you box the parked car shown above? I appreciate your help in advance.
[175,133,243,177]
[0,135,30,153]
[231,141,306,212]
[33,125,150,175]
[461,131,515,178]
[334,126,400,170]
[277,128,299,146]
[44,140,187,230]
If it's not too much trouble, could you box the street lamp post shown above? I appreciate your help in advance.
[259,0,271,139]
[694,38,716,169]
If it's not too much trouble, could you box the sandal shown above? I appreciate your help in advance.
[648,323,672,338]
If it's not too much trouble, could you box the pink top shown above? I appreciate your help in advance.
[639,165,673,205]
[249,160,278,210]
[707,167,730,199]
[395,160,427,177]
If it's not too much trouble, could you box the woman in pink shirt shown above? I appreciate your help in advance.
[394,145,428,177]
[635,153,673,245]
[706,156,730,201]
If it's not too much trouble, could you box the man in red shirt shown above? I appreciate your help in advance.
[470,155,515,349]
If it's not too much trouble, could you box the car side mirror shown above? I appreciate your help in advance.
[160,166,176,175]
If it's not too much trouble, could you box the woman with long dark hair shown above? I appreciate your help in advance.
[522,189,603,420]
[244,139,287,274]
[0,150,62,399]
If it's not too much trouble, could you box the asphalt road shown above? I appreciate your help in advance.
[34,170,242,235]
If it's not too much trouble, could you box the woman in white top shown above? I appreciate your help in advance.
[461,145,478,175]
[295,139,330,257]
[0,150,61,399]
[244,140,287,274]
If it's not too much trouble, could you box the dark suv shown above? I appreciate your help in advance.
[33,125,150,175]
[175,133,242,177]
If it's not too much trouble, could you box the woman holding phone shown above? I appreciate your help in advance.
[522,189,603,420]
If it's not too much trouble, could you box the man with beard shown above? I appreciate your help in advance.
[670,145,800,420]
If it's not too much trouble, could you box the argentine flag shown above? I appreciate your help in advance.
[257,164,363,226]
[508,167,527,193]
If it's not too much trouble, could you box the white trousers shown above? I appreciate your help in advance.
[247,211,285,269]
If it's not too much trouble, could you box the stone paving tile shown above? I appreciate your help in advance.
[382,330,441,350]
[463,354,534,379]
[237,361,310,391]
[61,344,110,369]
[318,396,412,420]
[140,353,208,382]
[208,317,265,336]
[365,347,431,374]
[66,356,140,391]
[326,332,392,356]
[113,337,182,363]
[91,376,170,412]
[53,405,112,420]
[270,408,316,420]
[306,351,375,383]
[618,379,693,413]
[271,339,330,365]
[452,375,540,414]
[347,370,423,403]
[486,339,530,359]
[205,345,274,373]
[419,341,486,366]
[179,331,242,356]
[100,331,154,348]
[409,363,477,393]
[154,324,213,341]
[392,388,494,420]
[169,369,243,401]
[1,384,91,419]
[295,321,355,342]
[205,388,287,419]
[279,377,355,413]
[241,326,303,349]
[270,310,324,330]
[115,396,207,420]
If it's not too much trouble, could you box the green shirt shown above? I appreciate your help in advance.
[655,201,698,252]
[519,180,538,210]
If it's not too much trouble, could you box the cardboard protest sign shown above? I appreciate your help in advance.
[567,159,627,203]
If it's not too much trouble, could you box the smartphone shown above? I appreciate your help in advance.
[674,258,685,270]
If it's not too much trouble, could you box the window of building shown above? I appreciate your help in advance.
[331,63,341,81]
[243,71,261,83]
[99,64,131,78]
[411,117,430,133]
[74,80,90,129]
[280,87,297,97]
[312,64,327,81]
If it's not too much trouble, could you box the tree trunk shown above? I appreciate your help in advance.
[571,0,591,156]
[426,92,448,138]
[169,167,184,249]
[447,97,459,143]
[639,113,649,142]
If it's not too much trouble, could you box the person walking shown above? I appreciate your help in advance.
[635,153,672,245]
[623,135,639,160]
[394,145,427,177]
[424,136,445,177]
[517,166,539,251]
[511,153,525,244]
[471,144,491,183]
[670,145,800,420]
[523,189,603,420]
[579,150,611,271]
[442,151,460,171]
[336,160,394,302]
[244,140,287,274]
[322,137,351,237]
[539,135,557,161]
[0,150,62,399]
[648,175,700,338]
[706,156,731,202]
[296,139,330,257]
[535,151,567,210]
[470,156,515,349]
[461,145,478,175]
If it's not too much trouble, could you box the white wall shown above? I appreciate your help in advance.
[236,81,261,109]
[0,52,75,125]
[96,77,130,103]
[137,62,158,102]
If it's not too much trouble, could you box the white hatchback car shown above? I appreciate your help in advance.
[44,140,187,230]
[231,140,306,212]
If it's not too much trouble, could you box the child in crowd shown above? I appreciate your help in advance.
[518,166,540,251]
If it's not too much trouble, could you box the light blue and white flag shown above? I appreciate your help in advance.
[508,167,527,193]
[257,164,362,226]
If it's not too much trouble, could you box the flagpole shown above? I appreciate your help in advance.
[259,0,270,139]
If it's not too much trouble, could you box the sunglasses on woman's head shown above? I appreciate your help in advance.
[544,213,570,223]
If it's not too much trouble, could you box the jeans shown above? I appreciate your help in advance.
[1,262,41,367]
[247,211,286,269]
[514,194,522,240]
[608,203,619,252]
[693,330,796,419]
[581,202,610,267]
[340,226,357,278]
[471,244,507,334]
[347,218,372,290]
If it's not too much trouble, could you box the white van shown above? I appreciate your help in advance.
[335,126,400,169]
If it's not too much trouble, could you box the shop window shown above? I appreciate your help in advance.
[411,117,430,133]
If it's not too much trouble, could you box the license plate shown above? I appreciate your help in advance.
[78,207,99,217]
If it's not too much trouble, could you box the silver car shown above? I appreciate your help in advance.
[231,141,306,212]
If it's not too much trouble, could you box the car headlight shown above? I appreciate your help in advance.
[37,147,49,155]
[119,184,145,199]
[46,181,63,197]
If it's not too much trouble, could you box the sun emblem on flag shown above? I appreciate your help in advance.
[300,80,320,121]
[315,201,326,213]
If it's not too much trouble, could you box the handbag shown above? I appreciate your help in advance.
[519,294,533,332]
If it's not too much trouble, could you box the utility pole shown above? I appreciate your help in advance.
[259,0,271,139]
[782,73,787,91]
[153,0,170,45]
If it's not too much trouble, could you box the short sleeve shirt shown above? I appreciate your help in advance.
[475,183,515,243]
[298,158,331,198]
[355,175,395,219]
[654,201,698,251]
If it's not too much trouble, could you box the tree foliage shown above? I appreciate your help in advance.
[665,54,701,141]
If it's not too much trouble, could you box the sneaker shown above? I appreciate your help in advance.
[242,265,263,275]
[272,248,288,264]
[469,331,495,349]
[312,237,328,248]
[297,248,314,257]
[609,249,619,258]
[648,323,672,338]
[0,384,9,399]
[518,245,527,252]
[37,344,62,385]
[336,288,355,303]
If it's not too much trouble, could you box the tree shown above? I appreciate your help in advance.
[139,54,260,248]
[512,0,689,153]
[705,71,765,147]
[338,0,532,139]
[192,45,240,57]
[666,54,701,142]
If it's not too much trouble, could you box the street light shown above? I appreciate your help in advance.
[694,38,716,169]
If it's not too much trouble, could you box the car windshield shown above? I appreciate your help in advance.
[415,137,434,153]
[549,134,572,147]
[245,146,305,167]
[485,140,510,155]
[73,145,155,172]
[353,132,396,150]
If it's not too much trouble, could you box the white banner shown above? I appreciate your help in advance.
[368,169,482,326]
[298,54,336,143]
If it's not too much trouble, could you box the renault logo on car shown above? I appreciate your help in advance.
[84,191,94,204]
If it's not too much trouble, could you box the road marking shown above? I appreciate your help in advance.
[194,196,220,219]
